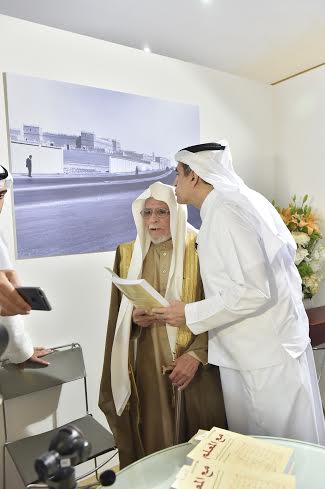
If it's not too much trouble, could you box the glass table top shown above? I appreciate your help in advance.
[100,437,325,488]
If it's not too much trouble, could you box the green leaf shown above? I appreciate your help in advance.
[304,290,313,299]
[303,194,308,204]
[297,262,313,278]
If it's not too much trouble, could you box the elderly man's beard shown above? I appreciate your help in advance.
[149,232,172,245]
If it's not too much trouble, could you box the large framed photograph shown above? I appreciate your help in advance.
[5,73,200,259]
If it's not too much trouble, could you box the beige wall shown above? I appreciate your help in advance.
[272,66,325,307]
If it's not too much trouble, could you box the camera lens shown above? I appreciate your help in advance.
[35,450,60,480]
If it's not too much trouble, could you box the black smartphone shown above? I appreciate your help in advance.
[15,287,52,311]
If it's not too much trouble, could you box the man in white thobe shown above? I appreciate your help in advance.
[153,141,325,444]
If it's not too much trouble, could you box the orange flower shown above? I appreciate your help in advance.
[279,208,292,225]
[276,198,321,237]
[298,213,320,235]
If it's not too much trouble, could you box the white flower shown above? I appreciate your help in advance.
[319,245,325,260]
[294,247,309,266]
[311,243,325,262]
[309,243,325,273]
[309,260,322,272]
[303,274,322,296]
[292,231,310,246]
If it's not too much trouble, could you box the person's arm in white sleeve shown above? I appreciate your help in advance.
[0,315,34,363]
[185,209,272,335]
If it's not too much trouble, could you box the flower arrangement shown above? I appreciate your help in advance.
[273,195,325,299]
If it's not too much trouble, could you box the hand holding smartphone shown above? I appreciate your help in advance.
[15,287,52,311]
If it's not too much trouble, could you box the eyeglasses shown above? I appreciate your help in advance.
[140,208,170,219]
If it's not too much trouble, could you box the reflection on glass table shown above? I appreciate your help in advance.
[99,437,325,489]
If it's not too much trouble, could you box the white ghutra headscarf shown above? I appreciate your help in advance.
[0,165,13,185]
[175,140,296,265]
[111,182,195,416]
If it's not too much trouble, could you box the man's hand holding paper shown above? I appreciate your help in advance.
[133,307,167,328]
[153,300,186,327]
[132,308,156,328]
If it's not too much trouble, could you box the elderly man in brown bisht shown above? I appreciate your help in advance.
[99,181,226,468]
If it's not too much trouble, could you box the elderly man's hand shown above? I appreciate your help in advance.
[0,270,31,316]
[152,300,186,327]
[169,353,200,390]
[132,308,156,328]
[17,346,53,369]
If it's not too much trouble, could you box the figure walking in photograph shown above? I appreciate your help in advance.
[25,154,32,177]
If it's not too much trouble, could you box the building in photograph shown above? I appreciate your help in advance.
[42,132,78,149]
[77,131,95,150]
[23,124,41,143]
[9,128,21,141]
[10,125,171,174]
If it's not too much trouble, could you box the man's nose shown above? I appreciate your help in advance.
[148,212,159,222]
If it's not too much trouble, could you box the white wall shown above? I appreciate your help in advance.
[273,66,325,306]
[10,142,64,174]
[110,156,150,173]
[0,13,273,487]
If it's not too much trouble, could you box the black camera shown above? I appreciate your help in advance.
[35,424,116,488]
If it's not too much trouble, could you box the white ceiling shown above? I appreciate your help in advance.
[0,0,324,84]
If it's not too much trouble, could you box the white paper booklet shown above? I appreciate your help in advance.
[172,460,295,489]
[188,429,210,445]
[186,427,294,475]
[105,267,169,310]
